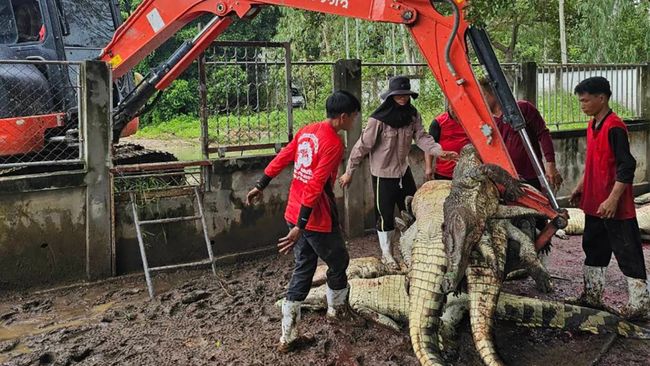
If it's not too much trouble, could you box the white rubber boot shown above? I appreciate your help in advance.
[326,285,352,320]
[621,277,650,320]
[378,230,398,270]
[278,299,301,352]
[568,265,606,309]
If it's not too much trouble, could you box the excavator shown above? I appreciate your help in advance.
[0,0,175,174]
[1,0,567,240]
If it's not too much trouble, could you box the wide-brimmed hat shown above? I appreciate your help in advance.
[380,76,419,100]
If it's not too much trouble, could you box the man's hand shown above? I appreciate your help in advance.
[439,151,459,161]
[424,166,434,181]
[569,187,582,206]
[246,187,263,206]
[544,162,563,191]
[339,172,352,189]
[596,197,619,219]
[278,226,302,255]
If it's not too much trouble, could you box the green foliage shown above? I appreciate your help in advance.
[141,79,199,126]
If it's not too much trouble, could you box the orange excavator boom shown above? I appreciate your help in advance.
[99,0,567,238]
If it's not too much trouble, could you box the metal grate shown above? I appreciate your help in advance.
[0,60,83,172]
[200,41,293,157]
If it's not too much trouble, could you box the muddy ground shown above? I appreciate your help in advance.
[1,234,649,366]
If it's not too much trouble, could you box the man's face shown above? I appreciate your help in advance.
[340,111,360,131]
[577,92,606,117]
[482,89,498,113]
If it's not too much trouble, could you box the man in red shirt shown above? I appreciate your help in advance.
[424,106,470,180]
[246,90,360,352]
[570,77,649,320]
[479,78,562,269]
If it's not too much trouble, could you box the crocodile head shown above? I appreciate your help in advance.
[442,206,483,293]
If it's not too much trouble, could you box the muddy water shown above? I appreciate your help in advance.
[0,235,648,365]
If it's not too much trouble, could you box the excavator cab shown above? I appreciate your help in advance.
[0,0,138,163]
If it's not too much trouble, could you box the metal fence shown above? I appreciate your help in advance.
[198,46,646,155]
[0,59,83,174]
[537,64,645,129]
[199,41,292,157]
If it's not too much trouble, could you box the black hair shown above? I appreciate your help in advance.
[326,90,361,118]
[574,76,612,98]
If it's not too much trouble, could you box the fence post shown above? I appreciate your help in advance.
[333,59,365,238]
[518,61,538,105]
[81,60,113,280]
[642,63,650,121]
[641,63,650,184]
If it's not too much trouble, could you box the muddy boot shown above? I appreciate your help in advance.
[278,299,302,353]
[620,277,650,321]
[566,265,606,309]
[326,285,353,321]
[378,230,399,271]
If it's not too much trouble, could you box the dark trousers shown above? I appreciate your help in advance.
[285,224,350,302]
[434,173,452,180]
[583,215,647,279]
[372,167,417,232]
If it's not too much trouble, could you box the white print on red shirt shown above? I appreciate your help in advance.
[294,133,320,183]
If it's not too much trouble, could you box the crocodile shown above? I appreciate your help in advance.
[311,256,403,287]
[405,178,547,366]
[290,274,650,340]
[442,144,551,294]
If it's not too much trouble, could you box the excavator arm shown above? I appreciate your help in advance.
[99,0,567,238]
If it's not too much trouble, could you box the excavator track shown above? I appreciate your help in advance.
[0,143,177,177]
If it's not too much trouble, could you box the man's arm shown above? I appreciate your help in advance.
[521,101,562,188]
[254,134,299,190]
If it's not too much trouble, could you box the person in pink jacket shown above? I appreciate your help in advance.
[339,76,457,269]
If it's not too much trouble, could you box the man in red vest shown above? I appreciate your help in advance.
[570,76,649,320]
[424,106,470,180]
[246,91,361,351]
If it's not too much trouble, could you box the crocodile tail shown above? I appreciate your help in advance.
[467,263,505,366]
[497,293,650,339]
[408,222,447,366]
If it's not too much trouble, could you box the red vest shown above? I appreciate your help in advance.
[581,112,636,219]
[434,112,470,178]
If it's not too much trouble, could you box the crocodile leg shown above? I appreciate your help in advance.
[438,293,469,361]
[501,220,553,293]
[355,306,402,332]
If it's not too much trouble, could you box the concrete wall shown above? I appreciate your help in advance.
[0,173,87,289]
[113,122,650,274]
[113,157,346,274]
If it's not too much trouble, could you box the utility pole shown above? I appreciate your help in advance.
[559,0,568,63]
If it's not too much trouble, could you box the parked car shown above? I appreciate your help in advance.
[291,87,306,108]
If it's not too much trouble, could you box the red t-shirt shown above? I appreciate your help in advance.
[264,121,344,232]
[430,112,470,178]
[493,100,555,180]
[581,112,636,219]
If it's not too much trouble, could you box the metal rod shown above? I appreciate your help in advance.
[130,192,155,299]
[111,160,210,173]
[139,215,201,225]
[0,159,83,168]
[195,187,217,276]
[149,258,215,272]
